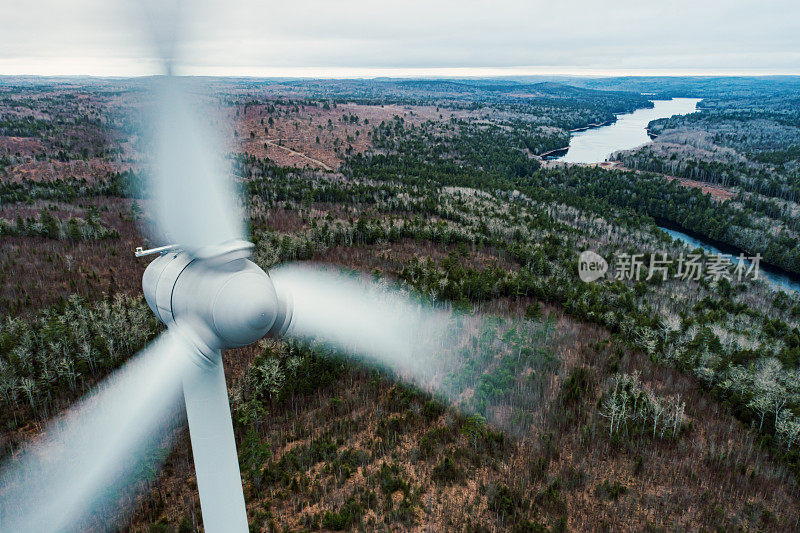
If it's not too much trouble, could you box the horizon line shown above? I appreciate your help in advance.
[2,65,800,79]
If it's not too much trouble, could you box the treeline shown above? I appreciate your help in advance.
[351,124,540,190]
[0,295,160,432]
[615,147,800,202]
[0,208,118,241]
[752,145,800,166]
[0,116,51,137]
[0,170,143,205]
[346,122,800,275]
[530,167,800,275]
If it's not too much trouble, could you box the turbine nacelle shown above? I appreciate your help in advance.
[142,242,292,366]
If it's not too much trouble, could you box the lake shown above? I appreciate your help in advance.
[552,98,702,164]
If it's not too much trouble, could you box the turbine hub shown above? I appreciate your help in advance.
[211,270,277,346]
[142,250,292,363]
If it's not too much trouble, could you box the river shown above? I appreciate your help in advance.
[546,96,799,293]
[659,225,800,294]
[551,98,702,164]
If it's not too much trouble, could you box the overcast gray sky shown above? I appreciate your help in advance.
[1,0,798,76]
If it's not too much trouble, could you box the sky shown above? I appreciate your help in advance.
[1,0,798,77]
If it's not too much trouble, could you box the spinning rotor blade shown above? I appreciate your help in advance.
[0,331,199,532]
[144,0,247,257]
[141,0,182,75]
[150,78,247,256]
[269,264,444,372]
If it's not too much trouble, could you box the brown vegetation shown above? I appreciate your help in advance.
[234,102,466,170]
[126,278,800,531]
[0,198,146,314]
[3,78,800,532]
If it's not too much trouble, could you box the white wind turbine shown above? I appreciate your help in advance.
[0,4,434,530]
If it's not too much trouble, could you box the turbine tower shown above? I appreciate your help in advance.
[0,4,428,530]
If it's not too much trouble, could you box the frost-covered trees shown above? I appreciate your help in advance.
[599,371,687,440]
[776,410,800,451]
[0,208,119,241]
[0,295,159,421]
[737,359,800,434]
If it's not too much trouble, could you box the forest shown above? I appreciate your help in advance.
[349,114,800,275]
[616,89,800,202]
[1,76,800,531]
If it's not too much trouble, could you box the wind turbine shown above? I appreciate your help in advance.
[132,73,292,531]
[0,8,432,532]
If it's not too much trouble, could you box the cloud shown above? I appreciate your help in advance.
[0,0,797,76]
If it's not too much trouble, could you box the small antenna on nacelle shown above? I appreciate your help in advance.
[135,244,179,257]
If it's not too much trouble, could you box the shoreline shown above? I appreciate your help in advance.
[539,145,570,158]
[656,218,800,287]
[540,98,699,161]
[568,119,616,133]
[538,119,619,159]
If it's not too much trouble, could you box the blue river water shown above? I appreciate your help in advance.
[659,226,800,294]
[546,95,799,294]
[553,98,701,164]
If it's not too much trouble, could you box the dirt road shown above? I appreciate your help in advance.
[264,139,333,171]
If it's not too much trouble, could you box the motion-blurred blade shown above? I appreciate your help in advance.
[149,76,247,257]
[269,264,447,372]
[0,331,196,532]
[140,0,182,74]
[141,0,247,256]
